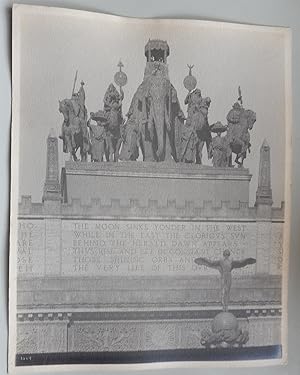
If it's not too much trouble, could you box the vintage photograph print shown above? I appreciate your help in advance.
[9,4,292,372]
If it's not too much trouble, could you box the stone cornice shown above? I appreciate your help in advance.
[16,307,282,322]
[64,161,251,177]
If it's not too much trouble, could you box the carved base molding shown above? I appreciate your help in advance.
[17,321,68,354]
[16,311,281,354]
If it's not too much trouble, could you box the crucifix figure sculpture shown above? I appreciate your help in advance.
[194,250,256,311]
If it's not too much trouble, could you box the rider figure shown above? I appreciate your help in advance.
[226,101,245,164]
[59,79,89,161]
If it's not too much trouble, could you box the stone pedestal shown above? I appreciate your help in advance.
[61,162,252,207]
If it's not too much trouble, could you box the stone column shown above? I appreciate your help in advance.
[255,139,273,274]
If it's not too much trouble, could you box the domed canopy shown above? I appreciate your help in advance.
[145,39,170,63]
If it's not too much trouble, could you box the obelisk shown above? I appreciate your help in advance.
[42,128,61,202]
[255,139,273,207]
[255,140,273,273]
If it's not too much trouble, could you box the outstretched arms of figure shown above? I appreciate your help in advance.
[194,257,220,269]
[231,258,256,269]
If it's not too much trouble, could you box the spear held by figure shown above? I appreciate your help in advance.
[194,250,256,311]
[72,70,78,96]
[238,85,243,107]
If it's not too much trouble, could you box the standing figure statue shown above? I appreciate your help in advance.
[119,101,140,161]
[208,122,229,167]
[223,88,256,167]
[194,250,256,311]
[59,75,89,161]
[181,88,212,164]
[103,83,124,161]
[87,110,108,162]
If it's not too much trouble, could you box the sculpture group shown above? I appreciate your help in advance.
[56,40,260,351]
[59,40,256,168]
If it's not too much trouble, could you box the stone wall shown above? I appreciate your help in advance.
[17,205,284,279]
[17,275,281,309]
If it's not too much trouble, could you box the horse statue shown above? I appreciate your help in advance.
[59,81,89,161]
[224,102,256,167]
[103,83,124,161]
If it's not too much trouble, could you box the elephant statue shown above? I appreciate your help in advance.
[120,61,184,162]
